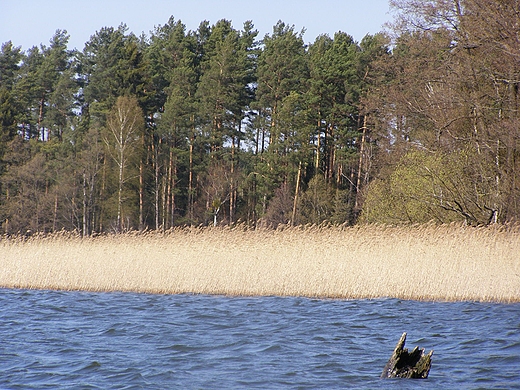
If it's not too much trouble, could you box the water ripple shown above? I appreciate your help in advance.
[0,289,519,388]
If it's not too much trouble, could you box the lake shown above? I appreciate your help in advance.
[0,289,519,389]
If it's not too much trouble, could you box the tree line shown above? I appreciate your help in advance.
[0,0,519,235]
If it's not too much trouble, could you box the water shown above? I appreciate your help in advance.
[0,289,519,389]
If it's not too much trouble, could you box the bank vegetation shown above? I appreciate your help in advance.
[1,224,519,302]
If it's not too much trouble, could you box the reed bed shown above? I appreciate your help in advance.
[1,224,519,302]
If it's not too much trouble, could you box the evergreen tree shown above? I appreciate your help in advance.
[195,20,258,224]
[158,51,199,227]
[0,41,23,151]
[0,41,23,90]
[256,21,308,140]
[255,21,309,224]
[307,32,360,198]
[81,25,150,124]
[147,17,191,114]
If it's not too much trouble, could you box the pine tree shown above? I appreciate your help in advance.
[0,41,23,148]
[195,20,258,224]
[255,21,309,225]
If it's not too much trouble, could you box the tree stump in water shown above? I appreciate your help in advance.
[381,332,433,379]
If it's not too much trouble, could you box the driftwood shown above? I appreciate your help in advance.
[381,332,433,379]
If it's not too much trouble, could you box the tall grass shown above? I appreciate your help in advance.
[1,224,519,302]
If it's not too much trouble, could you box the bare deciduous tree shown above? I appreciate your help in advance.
[364,0,520,224]
[104,96,144,232]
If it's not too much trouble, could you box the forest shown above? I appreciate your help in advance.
[0,0,519,235]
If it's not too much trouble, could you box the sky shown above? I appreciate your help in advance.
[1,0,392,51]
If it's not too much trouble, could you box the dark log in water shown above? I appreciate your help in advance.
[381,332,433,379]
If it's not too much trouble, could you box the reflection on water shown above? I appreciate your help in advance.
[0,289,519,389]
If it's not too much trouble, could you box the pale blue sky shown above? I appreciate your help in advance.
[1,0,392,51]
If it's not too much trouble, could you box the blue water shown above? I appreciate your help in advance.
[0,289,519,389]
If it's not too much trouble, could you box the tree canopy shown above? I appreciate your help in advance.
[1,1,519,234]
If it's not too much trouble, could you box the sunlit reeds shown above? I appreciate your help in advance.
[1,224,519,302]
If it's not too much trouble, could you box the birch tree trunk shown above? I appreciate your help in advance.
[104,96,144,233]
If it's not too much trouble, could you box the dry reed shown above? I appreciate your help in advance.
[1,224,519,302]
